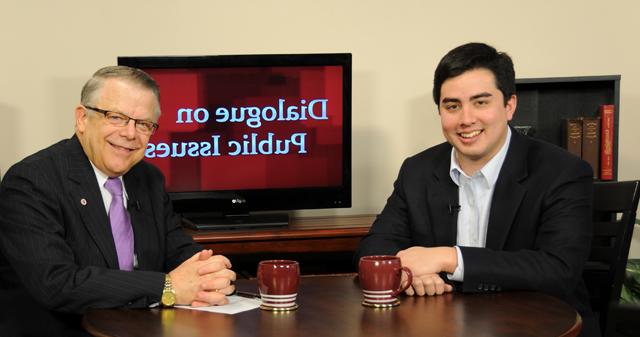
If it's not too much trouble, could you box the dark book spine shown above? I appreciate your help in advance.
[562,118,583,158]
[581,117,600,179]
[599,104,615,180]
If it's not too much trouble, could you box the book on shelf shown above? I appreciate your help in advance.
[599,104,615,181]
[562,118,583,158]
[561,110,613,180]
[582,117,600,179]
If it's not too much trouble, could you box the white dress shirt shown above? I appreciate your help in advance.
[448,127,511,281]
[90,163,129,213]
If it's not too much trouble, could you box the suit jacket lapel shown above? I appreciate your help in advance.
[65,136,120,269]
[428,146,459,246]
[485,129,528,250]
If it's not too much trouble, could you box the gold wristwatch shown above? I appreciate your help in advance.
[161,274,176,307]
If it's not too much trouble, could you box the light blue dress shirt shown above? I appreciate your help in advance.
[448,127,511,281]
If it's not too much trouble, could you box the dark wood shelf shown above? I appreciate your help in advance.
[514,75,620,180]
[185,214,375,276]
[187,214,374,254]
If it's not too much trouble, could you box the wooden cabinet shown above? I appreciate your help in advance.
[186,214,375,276]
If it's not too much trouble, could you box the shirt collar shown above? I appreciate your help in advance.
[90,162,128,199]
[449,127,512,188]
[91,163,109,189]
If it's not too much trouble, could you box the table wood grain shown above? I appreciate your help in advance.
[83,274,581,337]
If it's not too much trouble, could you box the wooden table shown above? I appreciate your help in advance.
[83,275,582,337]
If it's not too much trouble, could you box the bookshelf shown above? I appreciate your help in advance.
[513,75,620,180]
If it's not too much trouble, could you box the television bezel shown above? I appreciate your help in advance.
[117,53,352,216]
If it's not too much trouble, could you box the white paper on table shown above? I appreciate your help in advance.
[175,295,261,315]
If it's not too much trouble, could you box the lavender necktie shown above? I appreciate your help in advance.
[104,178,134,271]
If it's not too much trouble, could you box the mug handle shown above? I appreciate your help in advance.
[393,266,413,297]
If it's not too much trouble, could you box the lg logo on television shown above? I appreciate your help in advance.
[231,198,246,204]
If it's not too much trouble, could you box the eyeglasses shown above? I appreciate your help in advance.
[84,105,158,135]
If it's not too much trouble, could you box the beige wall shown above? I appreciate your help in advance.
[1,0,639,256]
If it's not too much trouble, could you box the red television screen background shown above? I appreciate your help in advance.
[143,65,344,193]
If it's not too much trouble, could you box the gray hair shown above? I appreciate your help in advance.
[80,65,161,119]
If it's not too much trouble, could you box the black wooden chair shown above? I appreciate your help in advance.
[583,180,640,337]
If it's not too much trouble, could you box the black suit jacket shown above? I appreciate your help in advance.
[0,135,201,336]
[356,128,598,335]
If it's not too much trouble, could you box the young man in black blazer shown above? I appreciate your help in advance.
[356,43,598,336]
[0,66,236,336]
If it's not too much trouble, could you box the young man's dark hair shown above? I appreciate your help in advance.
[432,42,516,106]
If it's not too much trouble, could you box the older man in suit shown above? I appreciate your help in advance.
[356,43,598,336]
[0,66,235,336]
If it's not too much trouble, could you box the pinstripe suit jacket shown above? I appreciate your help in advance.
[0,135,200,335]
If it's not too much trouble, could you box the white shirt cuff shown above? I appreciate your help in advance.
[447,246,464,281]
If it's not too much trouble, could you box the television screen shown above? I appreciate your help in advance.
[118,54,351,228]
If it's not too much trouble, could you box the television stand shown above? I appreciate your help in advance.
[185,214,376,275]
[182,212,289,230]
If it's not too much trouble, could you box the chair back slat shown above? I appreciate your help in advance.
[593,181,640,212]
[589,247,615,264]
[592,220,622,236]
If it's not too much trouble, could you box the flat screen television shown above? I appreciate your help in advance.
[118,53,352,229]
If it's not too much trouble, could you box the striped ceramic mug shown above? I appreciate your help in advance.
[257,260,300,311]
[358,255,412,307]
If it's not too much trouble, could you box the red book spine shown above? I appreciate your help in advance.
[599,104,615,180]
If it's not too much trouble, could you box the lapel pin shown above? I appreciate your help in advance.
[80,198,87,206]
